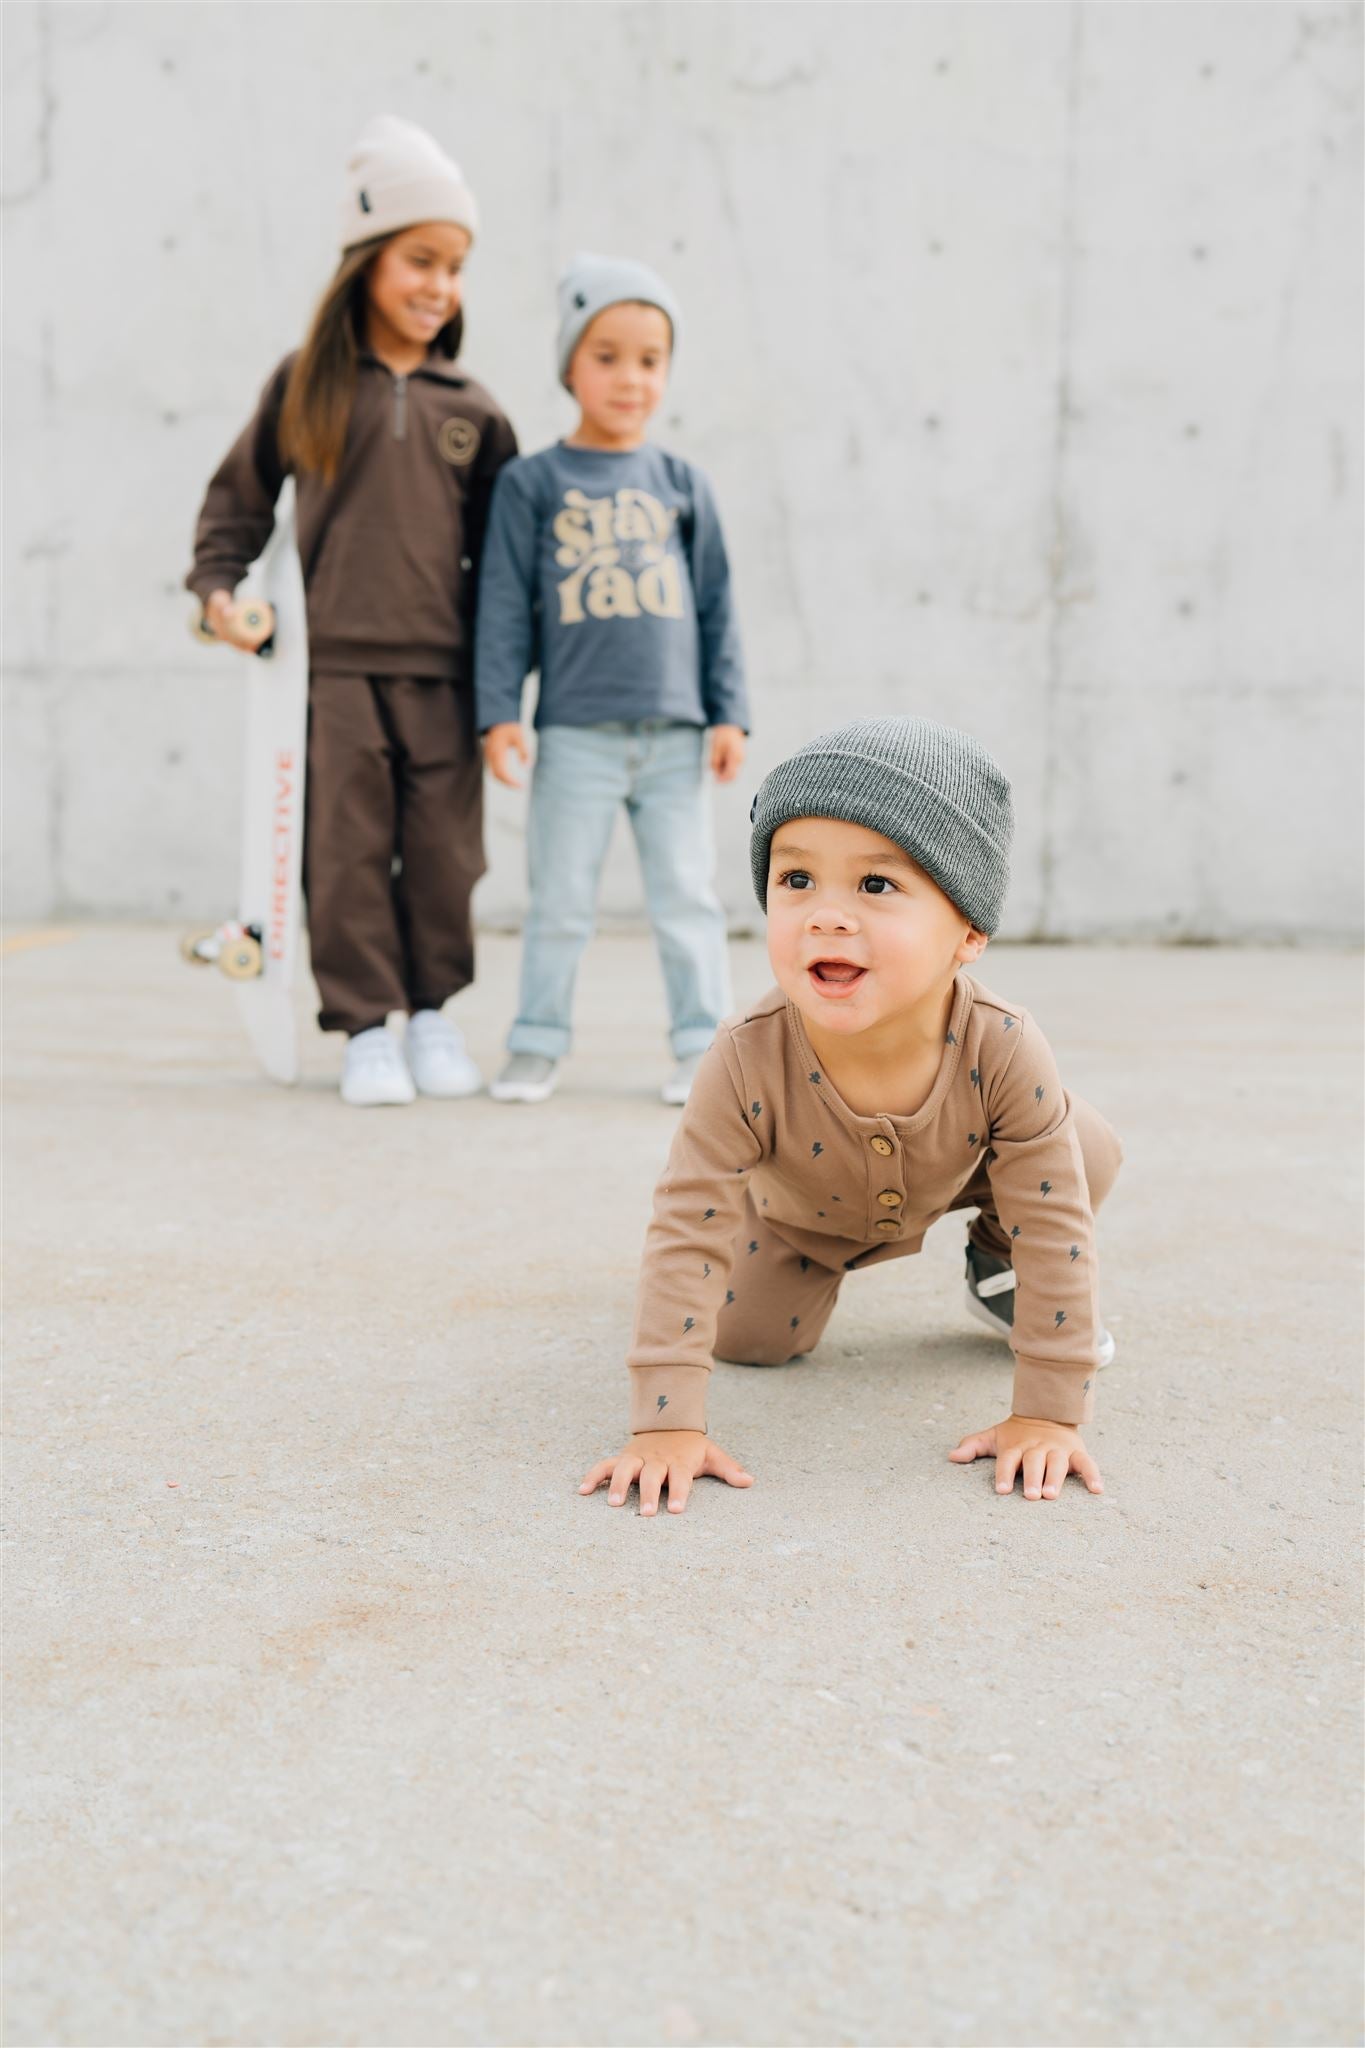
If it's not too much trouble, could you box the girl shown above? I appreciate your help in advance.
[187,115,518,1106]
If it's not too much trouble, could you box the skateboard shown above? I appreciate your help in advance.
[183,482,308,1085]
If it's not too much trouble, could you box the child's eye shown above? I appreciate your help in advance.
[861,874,897,895]
[777,869,813,891]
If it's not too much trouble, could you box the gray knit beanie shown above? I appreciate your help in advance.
[749,717,1014,934]
[556,252,679,390]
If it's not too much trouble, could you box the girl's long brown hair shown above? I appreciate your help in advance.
[278,234,463,482]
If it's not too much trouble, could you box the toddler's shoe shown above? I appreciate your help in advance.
[489,1053,560,1104]
[661,1052,704,1106]
[963,1241,1116,1367]
[341,1026,416,1108]
[405,1010,483,1098]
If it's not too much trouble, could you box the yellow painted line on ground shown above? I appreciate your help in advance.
[1,929,78,958]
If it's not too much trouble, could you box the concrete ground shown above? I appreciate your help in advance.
[4,928,1362,2048]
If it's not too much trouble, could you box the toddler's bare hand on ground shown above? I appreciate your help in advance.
[483,722,531,788]
[709,725,746,783]
[579,1430,754,1516]
[949,1414,1103,1501]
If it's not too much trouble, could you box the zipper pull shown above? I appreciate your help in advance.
[393,374,408,441]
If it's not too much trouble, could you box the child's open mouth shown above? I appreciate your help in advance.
[809,959,867,997]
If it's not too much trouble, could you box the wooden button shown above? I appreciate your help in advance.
[875,1219,899,1235]
[870,1136,894,1156]
[877,1190,902,1208]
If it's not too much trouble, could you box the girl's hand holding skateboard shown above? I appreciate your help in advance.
[203,588,272,654]
[709,725,746,782]
[579,1430,753,1517]
[949,1414,1104,1501]
[484,721,531,789]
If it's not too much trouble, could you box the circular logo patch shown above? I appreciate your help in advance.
[438,416,481,467]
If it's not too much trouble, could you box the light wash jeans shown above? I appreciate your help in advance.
[508,722,731,1061]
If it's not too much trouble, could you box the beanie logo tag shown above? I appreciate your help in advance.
[359,189,372,214]
[438,417,481,467]
[749,796,758,823]
[573,291,587,309]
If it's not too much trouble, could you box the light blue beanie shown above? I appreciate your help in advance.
[556,252,679,390]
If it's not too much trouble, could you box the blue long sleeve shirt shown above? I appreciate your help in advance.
[474,441,748,733]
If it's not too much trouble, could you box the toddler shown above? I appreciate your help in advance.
[581,717,1122,1513]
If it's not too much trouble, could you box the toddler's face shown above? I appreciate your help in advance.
[367,222,470,349]
[766,816,987,1038]
[568,303,671,442]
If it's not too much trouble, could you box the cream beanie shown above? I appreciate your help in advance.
[339,115,478,252]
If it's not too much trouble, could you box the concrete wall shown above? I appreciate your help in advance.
[4,1,1361,939]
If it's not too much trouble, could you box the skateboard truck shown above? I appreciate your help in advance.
[180,921,264,981]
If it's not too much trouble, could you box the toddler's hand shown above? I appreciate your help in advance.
[709,725,746,783]
[949,1414,1103,1501]
[483,722,531,789]
[579,1430,754,1517]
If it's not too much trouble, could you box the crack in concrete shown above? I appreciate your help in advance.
[1036,2,1085,941]
[701,124,813,684]
[1,1,53,211]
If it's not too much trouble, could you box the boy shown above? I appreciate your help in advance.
[475,253,749,1106]
[580,716,1122,1514]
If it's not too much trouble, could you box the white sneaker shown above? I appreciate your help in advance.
[489,1053,560,1104]
[661,1052,705,1106]
[405,1010,483,1098]
[340,1026,416,1108]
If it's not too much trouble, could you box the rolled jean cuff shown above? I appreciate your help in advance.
[629,1365,710,1435]
[671,1022,720,1060]
[507,1020,572,1059]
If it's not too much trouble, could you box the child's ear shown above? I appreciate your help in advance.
[958,926,988,965]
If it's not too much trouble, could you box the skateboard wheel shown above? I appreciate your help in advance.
[180,927,218,965]
[219,933,264,981]
[237,600,275,653]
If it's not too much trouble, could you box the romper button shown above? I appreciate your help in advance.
[870,1136,893,1156]
[878,1190,902,1207]
[875,1219,899,1235]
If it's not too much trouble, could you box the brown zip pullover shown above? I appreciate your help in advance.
[187,349,517,678]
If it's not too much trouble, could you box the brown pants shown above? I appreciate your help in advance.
[715,1095,1122,1366]
[305,674,486,1036]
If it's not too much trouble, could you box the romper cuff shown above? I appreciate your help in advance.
[1012,1357,1096,1427]
[629,1365,710,1435]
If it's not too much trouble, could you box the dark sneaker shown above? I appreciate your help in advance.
[963,1242,1018,1338]
[963,1241,1116,1366]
